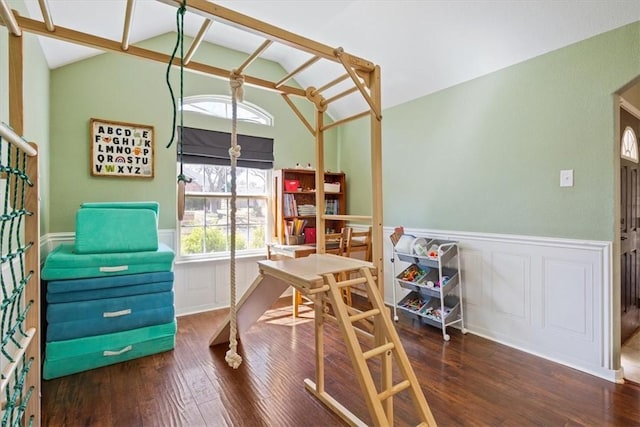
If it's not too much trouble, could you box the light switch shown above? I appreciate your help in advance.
[560,169,573,187]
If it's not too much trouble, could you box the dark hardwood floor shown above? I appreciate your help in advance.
[42,297,640,426]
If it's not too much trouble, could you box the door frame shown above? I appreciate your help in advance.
[616,95,640,379]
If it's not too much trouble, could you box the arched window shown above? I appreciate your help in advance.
[180,95,274,126]
[621,126,639,163]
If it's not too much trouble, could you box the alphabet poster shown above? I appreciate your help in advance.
[90,118,154,178]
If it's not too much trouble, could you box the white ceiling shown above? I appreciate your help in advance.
[21,0,640,118]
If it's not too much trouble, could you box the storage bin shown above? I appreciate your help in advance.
[284,179,300,192]
[396,264,428,287]
[416,240,458,266]
[397,266,459,299]
[396,291,431,321]
[304,227,316,244]
[420,295,460,328]
[285,234,305,245]
[396,291,460,327]
[324,182,340,193]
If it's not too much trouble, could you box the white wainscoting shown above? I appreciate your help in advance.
[172,255,265,316]
[40,227,618,381]
[383,226,617,382]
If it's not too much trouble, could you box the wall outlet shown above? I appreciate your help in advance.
[560,169,574,187]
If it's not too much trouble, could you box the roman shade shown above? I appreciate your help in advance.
[178,126,274,169]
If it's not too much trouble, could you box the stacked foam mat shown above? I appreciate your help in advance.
[41,202,176,379]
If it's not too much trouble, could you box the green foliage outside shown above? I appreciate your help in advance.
[181,227,248,254]
[251,226,265,249]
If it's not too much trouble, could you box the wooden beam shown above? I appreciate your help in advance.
[335,48,381,120]
[321,110,369,132]
[37,0,54,32]
[9,14,307,98]
[236,39,272,74]
[275,55,320,88]
[320,86,358,107]
[281,94,315,136]
[184,19,212,65]
[157,0,375,73]
[0,0,21,36]
[311,73,349,96]
[121,0,136,50]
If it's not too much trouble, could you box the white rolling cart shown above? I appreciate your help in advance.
[391,234,466,341]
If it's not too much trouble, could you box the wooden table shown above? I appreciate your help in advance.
[267,243,319,316]
[267,243,316,260]
[210,254,373,344]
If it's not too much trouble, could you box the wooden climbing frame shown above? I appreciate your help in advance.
[0,0,432,424]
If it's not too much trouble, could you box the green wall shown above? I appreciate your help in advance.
[50,33,337,232]
[2,0,50,234]
[341,21,640,241]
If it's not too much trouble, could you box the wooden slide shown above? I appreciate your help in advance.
[209,273,290,346]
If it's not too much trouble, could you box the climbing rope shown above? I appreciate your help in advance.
[0,136,36,425]
[165,1,189,220]
[225,70,244,369]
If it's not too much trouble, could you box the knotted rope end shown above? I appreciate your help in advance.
[225,349,243,369]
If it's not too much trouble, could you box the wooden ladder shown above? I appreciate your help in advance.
[322,267,437,426]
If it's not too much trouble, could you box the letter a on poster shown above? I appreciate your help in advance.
[90,118,155,178]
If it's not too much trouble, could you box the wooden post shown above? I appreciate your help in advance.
[311,92,327,253]
[369,65,384,296]
[366,64,391,421]
[314,293,325,393]
[9,30,41,427]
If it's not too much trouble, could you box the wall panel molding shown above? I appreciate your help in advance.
[382,226,617,382]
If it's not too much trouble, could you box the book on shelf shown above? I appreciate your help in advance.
[284,193,298,216]
[324,199,339,215]
[297,204,316,216]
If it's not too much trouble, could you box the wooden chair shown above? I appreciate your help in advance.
[340,227,372,301]
[324,227,352,256]
[346,226,372,262]
[325,227,353,305]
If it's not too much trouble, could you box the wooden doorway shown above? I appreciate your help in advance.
[621,106,640,343]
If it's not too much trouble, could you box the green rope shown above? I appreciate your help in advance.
[165,2,190,189]
[165,1,186,149]
[0,135,36,427]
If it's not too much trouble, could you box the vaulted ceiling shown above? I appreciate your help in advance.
[19,0,640,118]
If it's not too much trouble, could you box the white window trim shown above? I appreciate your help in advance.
[180,94,274,126]
[176,167,272,260]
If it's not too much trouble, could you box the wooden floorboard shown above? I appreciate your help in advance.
[42,297,640,426]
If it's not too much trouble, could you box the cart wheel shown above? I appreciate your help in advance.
[461,328,468,334]
[394,315,399,322]
[444,334,450,341]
